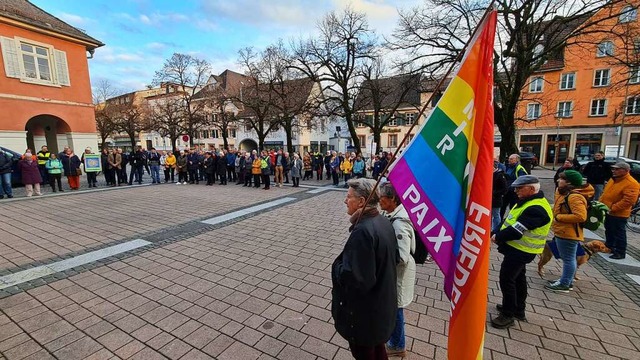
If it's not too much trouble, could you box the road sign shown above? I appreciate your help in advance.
[182,135,190,143]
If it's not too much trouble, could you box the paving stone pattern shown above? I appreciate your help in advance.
[0,178,640,359]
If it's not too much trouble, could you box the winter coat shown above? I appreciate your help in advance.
[45,159,63,174]
[384,205,416,308]
[19,160,42,185]
[148,152,161,166]
[303,156,312,171]
[226,153,236,167]
[187,153,200,170]
[600,173,640,218]
[61,155,81,177]
[244,157,253,174]
[108,153,122,170]
[176,156,188,172]
[340,158,353,174]
[203,157,215,174]
[217,156,227,176]
[492,169,507,208]
[130,151,146,167]
[252,158,262,175]
[165,154,176,169]
[261,156,271,175]
[352,160,365,175]
[313,154,324,170]
[552,188,589,241]
[332,212,397,346]
[101,153,109,170]
[290,158,302,178]
[583,159,612,185]
[0,151,14,174]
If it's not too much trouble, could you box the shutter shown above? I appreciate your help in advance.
[397,115,405,126]
[54,49,70,86]
[1,36,21,78]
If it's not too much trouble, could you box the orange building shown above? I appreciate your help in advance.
[0,0,103,154]
[516,1,640,165]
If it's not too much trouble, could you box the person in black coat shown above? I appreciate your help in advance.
[332,178,397,358]
[492,163,507,232]
[583,151,612,200]
[202,152,215,186]
[217,151,227,185]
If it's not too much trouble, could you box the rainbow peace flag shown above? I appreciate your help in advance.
[387,10,497,360]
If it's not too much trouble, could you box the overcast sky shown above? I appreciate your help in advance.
[33,0,422,94]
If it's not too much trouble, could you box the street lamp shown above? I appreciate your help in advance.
[553,117,561,171]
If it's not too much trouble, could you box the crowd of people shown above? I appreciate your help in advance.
[490,151,640,330]
[0,144,400,199]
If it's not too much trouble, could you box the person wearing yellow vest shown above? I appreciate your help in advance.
[491,175,552,329]
[37,145,51,185]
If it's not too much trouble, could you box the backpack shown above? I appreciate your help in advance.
[390,217,429,264]
[563,192,609,231]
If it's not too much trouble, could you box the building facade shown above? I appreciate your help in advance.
[516,1,640,165]
[0,0,103,154]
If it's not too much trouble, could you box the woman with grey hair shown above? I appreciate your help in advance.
[378,182,416,357]
[332,178,398,359]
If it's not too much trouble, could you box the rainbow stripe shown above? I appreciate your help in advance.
[388,10,497,360]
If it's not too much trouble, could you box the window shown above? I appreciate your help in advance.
[557,101,573,118]
[358,135,366,148]
[529,76,544,92]
[596,41,614,57]
[405,113,416,125]
[560,73,576,90]
[387,118,398,126]
[388,134,398,148]
[230,129,237,138]
[590,99,607,116]
[626,97,640,114]
[620,6,638,23]
[630,67,640,84]
[1,36,69,86]
[356,121,366,128]
[593,69,611,87]
[212,130,220,138]
[527,103,541,120]
[201,130,209,139]
[407,134,415,142]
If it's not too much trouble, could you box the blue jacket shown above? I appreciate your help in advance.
[226,153,236,166]
[353,159,365,174]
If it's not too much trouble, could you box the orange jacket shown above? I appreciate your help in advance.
[600,173,640,217]
[552,186,592,241]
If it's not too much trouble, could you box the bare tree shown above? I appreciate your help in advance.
[390,0,624,158]
[153,53,211,146]
[93,79,124,148]
[113,102,149,149]
[147,97,186,151]
[237,47,281,151]
[354,58,422,154]
[198,85,240,150]
[292,8,377,151]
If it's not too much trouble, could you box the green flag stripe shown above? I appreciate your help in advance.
[420,107,469,184]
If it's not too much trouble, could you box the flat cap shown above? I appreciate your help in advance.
[611,161,630,170]
[511,175,539,187]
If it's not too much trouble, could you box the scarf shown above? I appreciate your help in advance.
[349,206,380,225]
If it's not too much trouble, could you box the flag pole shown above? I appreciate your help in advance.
[355,1,497,222]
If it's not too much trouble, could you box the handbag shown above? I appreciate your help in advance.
[76,168,82,176]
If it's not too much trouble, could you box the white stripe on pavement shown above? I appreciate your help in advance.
[628,274,640,286]
[0,239,152,290]
[583,229,604,241]
[307,188,331,194]
[201,197,296,225]
[598,253,640,268]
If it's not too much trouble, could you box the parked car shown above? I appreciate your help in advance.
[0,146,22,186]
[578,156,640,183]
[519,152,539,168]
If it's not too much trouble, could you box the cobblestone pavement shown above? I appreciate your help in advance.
[1,174,640,359]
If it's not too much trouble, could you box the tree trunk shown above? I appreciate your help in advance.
[284,122,294,155]
[373,130,382,155]
[345,113,361,153]
[101,134,109,149]
[170,135,179,154]
[129,134,136,150]
[222,127,229,150]
[258,134,266,152]
[495,106,518,161]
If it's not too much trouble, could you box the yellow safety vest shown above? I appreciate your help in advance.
[515,164,527,178]
[501,197,552,254]
[37,151,51,166]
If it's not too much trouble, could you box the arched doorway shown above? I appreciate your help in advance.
[239,138,258,152]
[25,115,71,154]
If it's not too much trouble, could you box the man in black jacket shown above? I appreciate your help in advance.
[0,148,15,199]
[332,178,397,359]
[128,147,145,185]
[583,151,612,200]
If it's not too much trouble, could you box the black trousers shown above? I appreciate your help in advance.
[206,173,213,185]
[227,165,236,181]
[119,167,127,184]
[86,172,97,186]
[332,171,339,185]
[103,169,112,184]
[219,173,227,185]
[605,215,628,256]
[262,174,270,189]
[253,174,261,187]
[499,246,535,317]
[189,169,199,183]
[292,177,300,187]
[178,171,187,183]
[129,166,143,184]
[49,173,62,191]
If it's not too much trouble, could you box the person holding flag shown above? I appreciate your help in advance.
[491,175,552,328]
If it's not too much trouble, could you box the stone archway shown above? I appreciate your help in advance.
[239,138,258,153]
[25,115,71,154]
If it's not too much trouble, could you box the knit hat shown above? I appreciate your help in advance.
[562,170,583,187]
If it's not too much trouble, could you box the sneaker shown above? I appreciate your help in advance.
[610,253,626,260]
[385,345,406,357]
[547,280,573,291]
[183,182,187,184]
[495,304,526,321]
[545,281,571,293]
[491,314,515,329]
[176,182,181,185]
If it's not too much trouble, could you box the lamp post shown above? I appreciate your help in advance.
[553,117,561,170]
